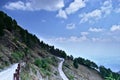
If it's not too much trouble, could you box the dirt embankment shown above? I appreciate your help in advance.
[63,60,104,80]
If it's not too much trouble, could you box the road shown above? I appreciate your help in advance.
[0,63,18,80]
[0,58,69,80]
[58,57,69,80]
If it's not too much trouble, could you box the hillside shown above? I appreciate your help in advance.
[0,11,65,79]
[0,11,120,80]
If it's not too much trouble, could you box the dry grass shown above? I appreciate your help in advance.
[63,60,104,80]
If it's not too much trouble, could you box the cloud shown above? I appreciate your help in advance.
[53,37,67,42]
[56,9,67,19]
[49,35,88,43]
[80,9,102,23]
[48,31,89,43]
[4,0,64,11]
[114,8,120,13]
[89,27,103,32]
[110,25,120,31]
[91,37,112,42]
[79,0,112,23]
[100,0,112,16]
[67,32,89,42]
[66,23,76,30]
[69,36,88,42]
[114,3,120,13]
[49,35,120,43]
[4,1,29,10]
[4,0,86,19]
[81,32,89,36]
[56,0,87,19]
[65,0,86,15]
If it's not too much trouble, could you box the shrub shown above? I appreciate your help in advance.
[11,51,24,62]
[73,59,79,69]
[34,58,49,70]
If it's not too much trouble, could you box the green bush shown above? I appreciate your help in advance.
[34,58,49,70]
[34,58,42,67]
[34,58,52,76]
[73,59,79,69]
[69,74,74,80]
[99,66,120,80]
[11,51,24,62]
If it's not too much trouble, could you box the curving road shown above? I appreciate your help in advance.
[0,63,18,80]
[58,57,69,80]
[0,58,69,80]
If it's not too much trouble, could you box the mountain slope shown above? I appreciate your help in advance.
[0,11,64,79]
[63,60,103,80]
[0,11,120,80]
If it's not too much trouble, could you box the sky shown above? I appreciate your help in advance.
[0,0,120,72]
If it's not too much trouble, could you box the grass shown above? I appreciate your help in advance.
[20,70,32,80]
[11,51,24,62]
[0,52,10,69]
[68,74,75,80]
[34,58,50,71]
[34,57,58,77]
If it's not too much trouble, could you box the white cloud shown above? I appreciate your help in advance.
[80,9,102,23]
[114,8,120,13]
[4,1,29,10]
[92,37,100,42]
[54,37,67,42]
[114,3,120,13]
[89,27,103,32]
[79,0,112,23]
[65,0,86,14]
[81,32,89,36]
[110,25,120,31]
[50,36,88,43]
[69,36,88,42]
[69,36,78,42]
[49,35,120,43]
[91,37,112,42]
[66,23,76,30]
[48,32,89,42]
[56,9,67,19]
[4,0,64,11]
[56,0,87,19]
[100,0,112,16]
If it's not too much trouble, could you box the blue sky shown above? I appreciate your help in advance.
[0,0,120,71]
